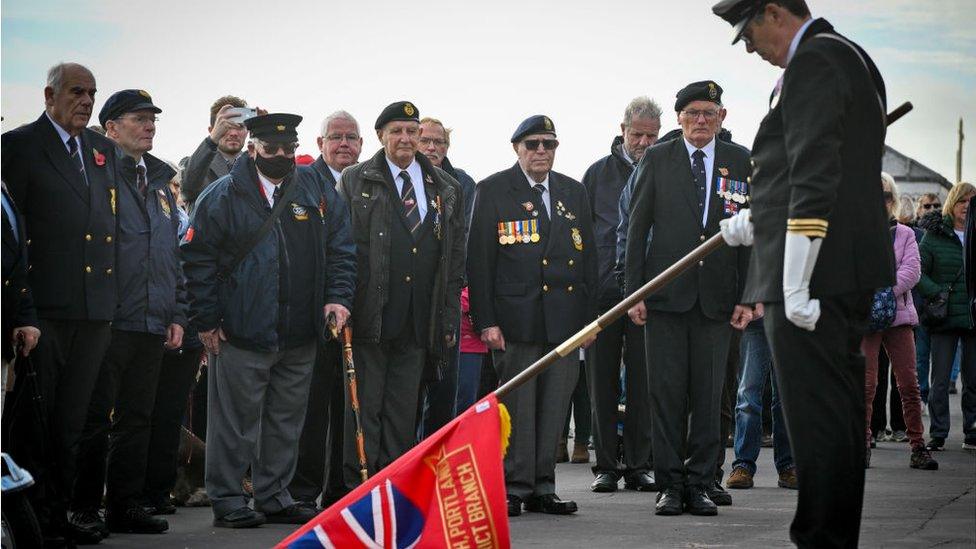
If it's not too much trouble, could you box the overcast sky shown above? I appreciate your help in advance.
[2,0,974,184]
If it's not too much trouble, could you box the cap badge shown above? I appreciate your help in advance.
[276,125,286,131]
[138,89,151,99]
[708,83,718,99]
[543,117,553,130]
[404,103,415,116]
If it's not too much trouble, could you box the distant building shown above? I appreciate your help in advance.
[882,145,952,220]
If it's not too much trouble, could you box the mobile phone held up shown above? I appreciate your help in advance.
[226,107,257,124]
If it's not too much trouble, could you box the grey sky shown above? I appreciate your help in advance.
[2,0,973,183]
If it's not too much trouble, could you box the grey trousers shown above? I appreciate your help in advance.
[205,340,316,518]
[646,306,732,490]
[343,340,426,488]
[494,342,579,499]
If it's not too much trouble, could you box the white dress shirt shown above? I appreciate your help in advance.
[683,136,717,227]
[45,111,82,155]
[520,165,551,217]
[257,171,280,208]
[328,166,343,188]
[387,156,427,220]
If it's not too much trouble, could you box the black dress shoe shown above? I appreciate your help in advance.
[706,480,732,506]
[624,471,657,492]
[213,507,266,528]
[507,495,523,517]
[264,503,319,524]
[144,497,177,516]
[106,505,169,534]
[654,487,683,516]
[591,472,618,492]
[69,508,108,543]
[684,486,718,516]
[524,493,578,515]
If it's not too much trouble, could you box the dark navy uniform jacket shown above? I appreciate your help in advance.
[2,113,119,321]
[181,157,355,352]
[468,163,597,345]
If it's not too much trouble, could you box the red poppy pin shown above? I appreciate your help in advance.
[93,148,106,167]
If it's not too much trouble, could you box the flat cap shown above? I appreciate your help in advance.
[511,115,556,143]
[712,0,764,44]
[675,81,724,112]
[98,89,162,128]
[374,101,419,130]
[244,113,302,143]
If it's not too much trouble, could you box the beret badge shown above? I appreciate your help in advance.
[708,83,718,99]
[404,103,415,116]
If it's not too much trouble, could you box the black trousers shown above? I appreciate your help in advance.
[646,305,732,490]
[73,329,166,511]
[765,293,871,549]
[290,342,344,503]
[716,329,743,481]
[142,346,202,503]
[419,340,460,439]
[1,319,111,533]
[585,311,651,476]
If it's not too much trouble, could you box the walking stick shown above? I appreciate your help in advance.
[327,315,369,482]
[494,100,915,400]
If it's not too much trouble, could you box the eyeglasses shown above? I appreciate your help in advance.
[259,141,298,155]
[522,139,559,151]
[419,137,448,147]
[681,109,720,121]
[883,191,894,201]
[324,133,360,143]
[921,203,942,210]
[116,114,158,125]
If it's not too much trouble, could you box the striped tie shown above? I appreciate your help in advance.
[67,137,89,186]
[136,165,148,198]
[400,170,422,234]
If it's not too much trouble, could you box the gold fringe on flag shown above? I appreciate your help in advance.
[498,402,512,458]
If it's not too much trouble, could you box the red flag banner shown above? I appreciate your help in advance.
[277,394,511,549]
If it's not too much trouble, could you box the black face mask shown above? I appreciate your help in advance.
[255,154,295,180]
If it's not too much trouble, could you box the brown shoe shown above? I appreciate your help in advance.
[778,467,798,489]
[556,438,569,463]
[726,467,754,489]
[570,442,590,463]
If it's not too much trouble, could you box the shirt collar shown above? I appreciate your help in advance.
[787,17,816,65]
[256,170,279,201]
[520,165,549,190]
[44,111,78,149]
[386,156,420,182]
[328,165,343,184]
[683,136,716,159]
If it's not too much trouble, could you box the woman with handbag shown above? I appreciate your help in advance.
[918,181,976,451]
[862,174,937,469]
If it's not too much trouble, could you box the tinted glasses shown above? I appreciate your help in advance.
[523,139,559,151]
[260,141,299,155]
[921,202,941,210]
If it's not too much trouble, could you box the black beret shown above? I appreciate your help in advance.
[712,0,765,44]
[98,89,162,128]
[374,101,419,130]
[244,113,302,143]
[511,115,556,143]
[674,81,724,112]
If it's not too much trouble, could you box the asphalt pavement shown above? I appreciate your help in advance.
[97,394,975,548]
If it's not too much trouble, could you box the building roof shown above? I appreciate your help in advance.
[882,145,952,189]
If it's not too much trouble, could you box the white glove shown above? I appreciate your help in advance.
[782,231,822,331]
[719,209,753,247]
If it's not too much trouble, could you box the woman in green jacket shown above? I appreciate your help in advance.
[918,182,976,451]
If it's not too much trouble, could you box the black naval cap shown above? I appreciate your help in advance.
[712,0,766,44]
[244,113,303,143]
[675,80,724,112]
[374,101,420,130]
[511,115,556,143]
[98,89,162,128]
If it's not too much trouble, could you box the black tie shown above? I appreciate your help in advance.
[67,137,89,186]
[533,183,549,219]
[692,149,707,218]
[271,185,282,207]
[136,165,147,198]
[400,170,422,234]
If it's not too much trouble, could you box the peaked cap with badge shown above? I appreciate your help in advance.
[245,113,302,143]
[711,0,766,44]
[98,89,162,128]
